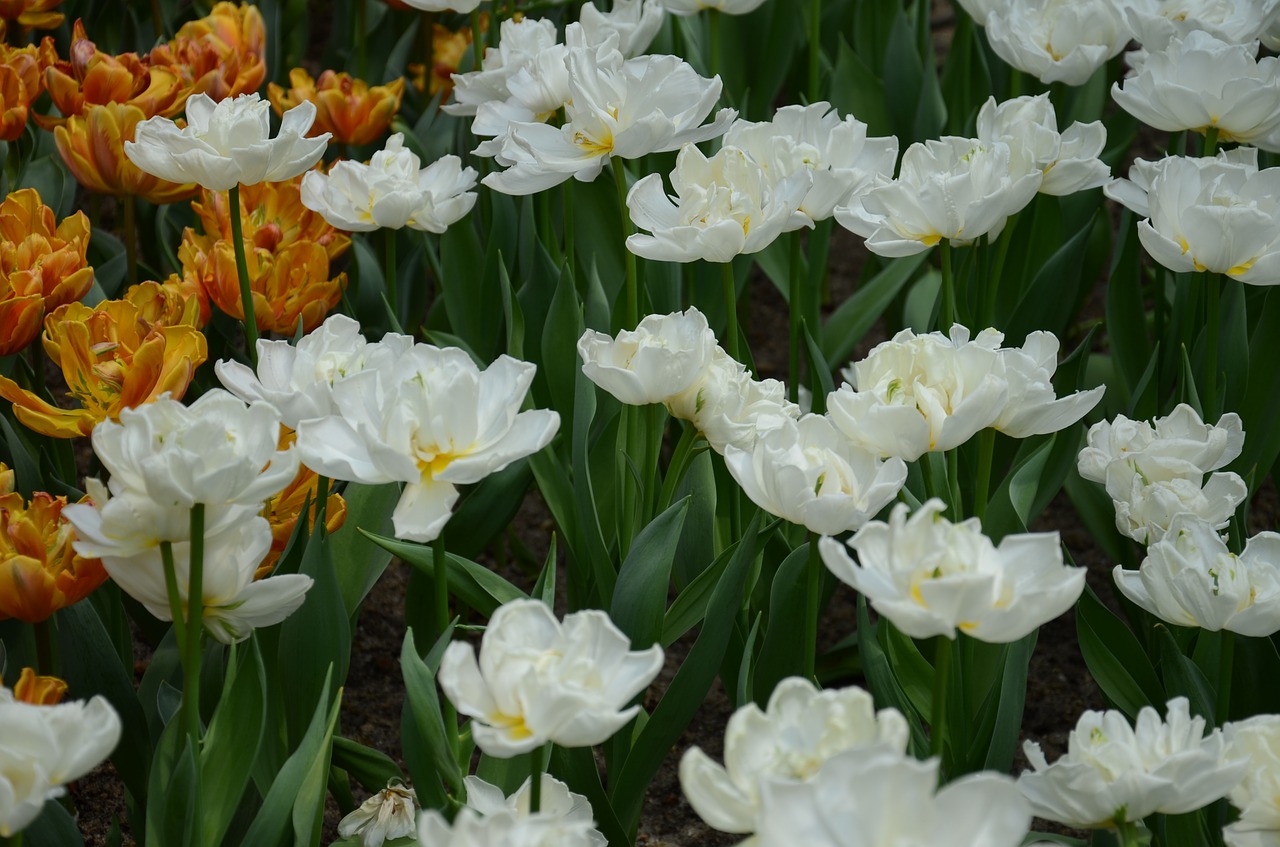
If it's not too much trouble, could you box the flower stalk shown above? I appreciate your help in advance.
[939,238,955,329]
[529,744,546,814]
[185,503,206,749]
[931,634,952,761]
[614,161,639,328]
[385,228,398,320]
[228,184,260,366]
[804,533,820,681]
[789,232,804,404]
[1204,272,1221,419]
[721,261,739,360]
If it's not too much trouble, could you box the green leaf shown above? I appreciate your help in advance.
[752,542,811,703]
[1076,585,1164,718]
[331,736,405,793]
[21,798,84,846]
[1234,286,1280,490]
[440,219,499,356]
[1155,625,1216,727]
[979,631,1036,774]
[858,594,929,755]
[145,720,197,847]
[1006,212,1098,343]
[881,620,935,719]
[671,449,717,589]
[364,531,527,615]
[401,626,464,798]
[803,319,834,415]
[331,482,400,616]
[540,259,583,419]
[610,497,690,649]
[199,638,267,847]
[572,366,617,605]
[448,459,534,560]
[532,533,558,607]
[662,537,734,647]
[550,745,629,847]
[1105,211,1151,402]
[822,254,926,368]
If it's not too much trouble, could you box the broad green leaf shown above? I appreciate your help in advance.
[979,631,1036,774]
[822,253,927,368]
[331,481,400,616]
[550,745,628,847]
[1233,287,1280,491]
[882,620,935,719]
[401,626,464,798]
[145,720,197,847]
[611,498,690,649]
[364,531,527,615]
[1077,585,1164,718]
[1104,211,1151,402]
[671,448,716,589]
[200,638,267,847]
[1155,625,1216,727]
[662,537,734,647]
[858,594,929,756]
[752,542,811,703]
[21,799,83,846]
[331,736,405,794]
[448,459,535,561]
[830,37,892,138]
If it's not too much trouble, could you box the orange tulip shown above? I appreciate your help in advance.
[257,443,347,579]
[0,43,39,141]
[8,667,68,704]
[408,23,473,99]
[151,1,266,105]
[0,0,63,30]
[0,298,207,438]
[123,278,206,329]
[268,68,405,147]
[0,480,107,624]
[53,102,198,204]
[0,188,94,357]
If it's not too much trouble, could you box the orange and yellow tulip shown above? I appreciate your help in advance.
[7,667,68,704]
[0,298,207,438]
[0,189,94,357]
[268,68,405,147]
[408,23,474,99]
[0,43,39,141]
[0,0,63,30]
[150,1,266,105]
[257,451,347,579]
[53,102,198,204]
[0,477,107,624]
[124,277,208,329]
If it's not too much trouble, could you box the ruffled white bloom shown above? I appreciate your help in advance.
[1113,31,1280,150]
[88,391,299,509]
[216,314,413,431]
[976,95,1111,196]
[446,17,562,117]
[1078,405,1248,544]
[337,780,418,847]
[665,347,799,454]
[724,415,907,536]
[981,329,1105,436]
[1224,715,1280,847]
[438,599,663,757]
[755,746,1033,847]
[578,307,717,406]
[396,0,482,10]
[125,93,328,191]
[626,144,812,263]
[1114,514,1280,635]
[835,136,1041,257]
[66,484,313,644]
[0,688,122,837]
[680,678,909,837]
[483,46,735,195]
[984,0,1132,86]
[296,345,559,543]
[1125,0,1280,58]
[1018,697,1247,828]
[828,325,1008,462]
[723,103,900,222]
[822,499,1086,642]
[417,807,602,847]
[657,0,768,14]
[580,0,664,56]
[300,133,477,233]
[465,775,606,847]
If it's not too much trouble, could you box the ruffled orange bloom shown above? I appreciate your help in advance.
[0,43,39,141]
[53,102,198,204]
[179,176,349,334]
[258,434,346,578]
[150,2,266,105]
[268,68,405,147]
[0,298,207,438]
[0,0,63,30]
[7,668,68,704]
[0,477,107,623]
[0,189,94,357]
[408,23,473,99]
[37,21,185,130]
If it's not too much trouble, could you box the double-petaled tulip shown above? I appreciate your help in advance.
[0,470,107,624]
[0,189,94,357]
[465,774,604,845]
[665,348,799,454]
[54,102,198,204]
[1124,0,1280,58]
[0,43,39,140]
[149,1,266,105]
[0,298,207,438]
[269,68,405,148]
[0,0,63,29]
[417,807,603,847]
[976,95,1111,196]
[445,17,559,117]
[580,0,664,57]
[578,307,717,405]
[983,0,1132,86]
[1018,697,1247,829]
[437,598,664,756]
[123,277,207,329]
[821,499,1086,642]
[1224,715,1280,847]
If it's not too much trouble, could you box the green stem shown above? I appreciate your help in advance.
[529,744,546,814]
[947,447,963,520]
[807,0,821,100]
[1115,818,1143,847]
[32,618,55,677]
[708,10,722,80]
[123,193,138,287]
[1217,630,1235,725]
[1204,273,1221,419]
[1203,125,1220,157]
[613,161,638,327]
[939,239,955,330]
[564,181,576,280]
[314,475,330,541]
[434,534,459,756]
[184,504,205,748]
[788,232,804,403]
[470,9,486,72]
[160,541,187,657]
[721,261,740,360]
[657,423,700,512]
[803,533,821,682]
[356,0,368,79]
[930,635,953,760]
[974,429,995,524]
[641,403,661,524]
[982,215,1017,326]
[228,185,259,366]
[385,228,398,318]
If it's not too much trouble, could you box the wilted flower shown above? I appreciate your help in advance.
[150,1,267,105]
[836,136,1040,257]
[445,17,560,117]
[5,668,66,706]
[827,325,1008,462]
[665,347,799,454]
[268,68,405,147]
[822,499,1086,642]
[437,598,664,756]
[1223,714,1280,847]
[1018,697,1247,829]
[1078,404,1248,544]
[580,0,664,56]
[755,747,1033,847]
[1114,514,1280,635]
[723,103,900,223]
[296,344,559,542]
[983,0,1132,86]
[301,133,478,232]
[466,774,606,846]
[0,473,107,624]
[0,298,207,438]
[627,144,811,263]
[337,780,418,847]
[724,415,908,536]
[658,0,768,14]
[976,95,1111,196]
[417,807,603,847]
[53,103,198,204]
[0,0,63,29]
[681,678,910,837]
[0,683,121,838]
[578,307,718,406]
[126,93,330,191]
[0,188,94,357]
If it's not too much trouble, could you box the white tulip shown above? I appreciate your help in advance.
[626,144,812,263]
[295,345,559,543]
[1115,514,1280,636]
[665,347,800,454]
[822,499,1085,642]
[723,415,908,536]
[446,17,561,117]
[985,0,1132,86]
[465,774,606,847]
[1125,0,1280,58]
[835,136,1041,257]
[976,95,1111,196]
[1018,697,1247,829]
[577,307,718,406]
[300,133,477,233]
[436,599,663,757]
[981,329,1105,437]
[396,0,482,10]
[656,0,768,14]
[580,0,664,56]
[1224,715,1280,847]
[337,781,418,847]
[125,93,329,191]
[680,678,909,837]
